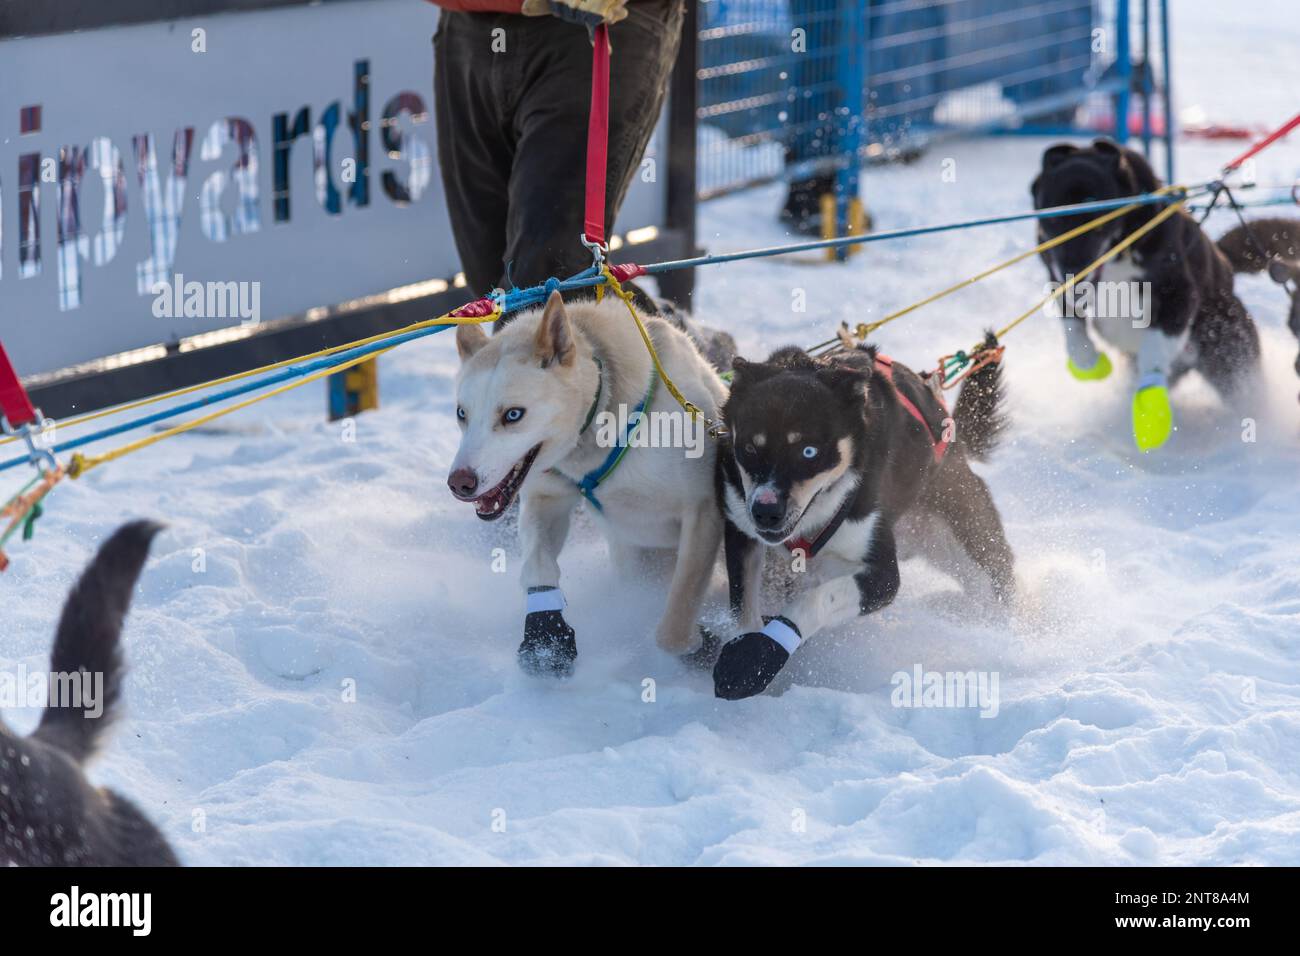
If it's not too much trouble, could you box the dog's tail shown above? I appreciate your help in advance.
[952,332,1009,462]
[32,521,162,763]
[1216,217,1300,276]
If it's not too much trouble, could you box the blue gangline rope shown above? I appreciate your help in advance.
[642,188,1206,274]
[0,272,611,475]
[3,183,1242,476]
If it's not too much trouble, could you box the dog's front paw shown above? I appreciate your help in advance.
[1067,351,1112,382]
[713,630,792,700]
[1132,374,1173,451]
[680,625,723,670]
[519,610,577,678]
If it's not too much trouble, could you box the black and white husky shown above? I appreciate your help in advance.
[0,521,178,866]
[711,340,1015,700]
[1031,139,1261,449]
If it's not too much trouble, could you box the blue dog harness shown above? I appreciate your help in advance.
[556,364,659,513]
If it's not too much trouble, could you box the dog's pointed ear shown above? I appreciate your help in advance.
[1041,143,1079,170]
[535,290,576,368]
[1092,138,1160,193]
[1092,138,1122,159]
[1033,144,1078,200]
[817,365,869,406]
[729,355,781,390]
[729,356,763,386]
[456,323,489,361]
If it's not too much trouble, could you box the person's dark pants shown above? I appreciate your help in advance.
[433,1,683,300]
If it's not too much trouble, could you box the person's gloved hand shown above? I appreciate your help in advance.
[1132,371,1174,451]
[521,0,629,30]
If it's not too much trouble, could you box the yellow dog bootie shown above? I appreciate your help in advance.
[1067,352,1113,382]
[1132,378,1173,451]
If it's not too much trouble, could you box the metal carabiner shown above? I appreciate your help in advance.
[3,414,59,475]
[580,233,609,271]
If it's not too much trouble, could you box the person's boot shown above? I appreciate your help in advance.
[779,172,835,237]
[778,173,873,239]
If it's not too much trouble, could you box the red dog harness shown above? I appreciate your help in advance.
[873,354,949,464]
[783,353,948,559]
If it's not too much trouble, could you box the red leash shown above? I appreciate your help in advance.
[0,342,37,429]
[583,23,611,252]
[1222,111,1300,173]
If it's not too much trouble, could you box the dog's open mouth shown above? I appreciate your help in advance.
[471,445,541,521]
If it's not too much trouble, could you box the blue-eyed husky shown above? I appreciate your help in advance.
[448,291,728,676]
[711,340,1015,700]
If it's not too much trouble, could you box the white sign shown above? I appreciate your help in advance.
[0,0,666,377]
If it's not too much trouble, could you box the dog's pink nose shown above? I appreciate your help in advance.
[448,468,479,499]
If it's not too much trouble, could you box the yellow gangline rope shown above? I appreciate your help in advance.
[991,195,1188,342]
[0,300,500,447]
[10,188,1190,465]
[65,306,502,477]
[807,185,1184,352]
[6,190,1186,448]
[67,349,392,478]
[598,265,726,438]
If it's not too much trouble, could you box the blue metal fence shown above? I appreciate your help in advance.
[696,0,1166,200]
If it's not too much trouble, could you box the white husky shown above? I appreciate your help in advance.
[448,291,728,676]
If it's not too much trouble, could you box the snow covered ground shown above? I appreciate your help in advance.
[4,2,1300,866]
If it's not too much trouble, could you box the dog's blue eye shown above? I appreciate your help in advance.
[456,406,466,421]
[802,446,818,459]
[502,407,525,425]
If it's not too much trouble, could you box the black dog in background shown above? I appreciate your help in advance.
[1217,216,1300,384]
[0,521,178,866]
[1031,139,1260,450]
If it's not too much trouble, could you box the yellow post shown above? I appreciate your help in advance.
[846,196,867,255]
[822,194,867,261]
[327,356,380,421]
[821,192,837,262]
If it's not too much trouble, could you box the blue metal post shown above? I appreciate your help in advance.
[1114,0,1131,144]
[1160,0,1174,184]
[1140,0,1152,157]
[833,0,867,261]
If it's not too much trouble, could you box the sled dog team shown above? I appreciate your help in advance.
[4,141,1298,866]
[449,141,1294,699]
